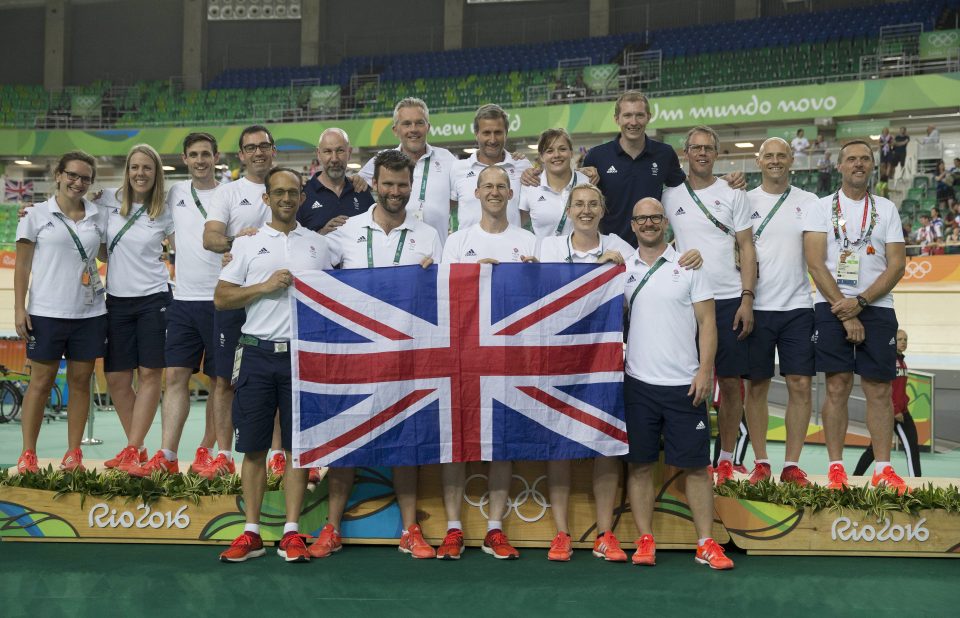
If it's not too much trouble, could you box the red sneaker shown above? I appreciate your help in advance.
[308,467,323,484]
[308,523,342,558]
[592,532,627,562]
[632,534,656,566]
[199,453,236,480]
[189,447,215,475]
[714,460,735,485]
[128,450,179,477]
[872,466,909,495]
[105,446,146,469]
[399,524,436,559]
[547,532,572,562]
[748,462,772,485]
[60,448,85,472]
[277,532,311,563]
[826,463,849,490]
[17,449,39,474]
[219,531,265,562]
[116,446,148,475]
[436,528,464,560]
[779,465,810,487]
[733,463,749,474]
[695,538,734,570]
[482,529,519,560]
[268,451,286,477]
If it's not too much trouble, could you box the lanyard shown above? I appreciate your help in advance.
[752,186,791,242]
[418,155,432,204]
[52,212,91,262]
[108,205,148,254]
[831,191,877,249]
[684,181,733,237]
[553,173,579,236]
[628,256,667,308]
[190,183,208,218]
[565,233,602,263]
[366,227,407,267]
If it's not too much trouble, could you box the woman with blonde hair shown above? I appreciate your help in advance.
[96,144,177,476]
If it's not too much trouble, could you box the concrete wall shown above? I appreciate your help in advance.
[0,6,46,85]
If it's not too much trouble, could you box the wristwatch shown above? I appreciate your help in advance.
[855,295,868,308]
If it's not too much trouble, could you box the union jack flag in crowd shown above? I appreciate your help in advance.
[4,179,34,202]
[291,263,628,468]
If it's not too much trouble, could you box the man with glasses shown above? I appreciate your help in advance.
[662,125,756,485]
[200,125,277,478]
[297,128,374,235]
[622,197,732,570]
[803,140,907,494]
[358,98,458,244]
[217,167,338,563]
[742,138,818,487]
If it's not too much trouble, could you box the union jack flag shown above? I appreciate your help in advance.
[291,263,628,468]
[4,179,34,202]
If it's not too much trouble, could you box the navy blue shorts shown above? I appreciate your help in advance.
[213,308,246,380]
[813,303,898,381]
[623,376,710,468]
[26,314,107,362]
[165,299,216,376]
[715,297,750,378]
[747,308,815,380]
[232,343,292,453]
[104,291,170,372]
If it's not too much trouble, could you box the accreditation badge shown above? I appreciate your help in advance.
[231,345,243,385]
[836,249,861,287]
[414,202,425,221]
[82,260,105,304]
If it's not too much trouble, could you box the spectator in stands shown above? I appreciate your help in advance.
[878,127,895,179]
[817,151,833,195]
[853,330,920,477]
[892,127,910,175]
[790,129,809,157]
[921,125,940,144]
[811,134,827,154]
[934,161,955,208]
[930,206,945,239]
[946,225,960,254]
[14,151,106,474]
[915,213,940,255]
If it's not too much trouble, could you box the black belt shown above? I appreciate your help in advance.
[238,334,289,353]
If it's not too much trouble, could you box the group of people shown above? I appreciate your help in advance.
[14,90,908,570]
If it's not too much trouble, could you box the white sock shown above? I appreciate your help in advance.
[755,459,769,465]
[698,537,710,547]
[283,522,299,535]
[161,449,176,462]
[875,461,891,475]
[447,520,462,532]
[244,523,260,535]
[829,460,844,468]
[783,461,799,469]
[218,450,233,461]
[718,450,734,463]
[487,520,502,532]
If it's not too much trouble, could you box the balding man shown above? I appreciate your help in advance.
[622,197,732,570]
[743,138,818,486]
[297,128,374,235]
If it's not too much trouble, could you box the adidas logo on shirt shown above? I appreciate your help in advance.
[606,165,618,174]
[311,200,321,209]
[240,198,252,206]
[466,171,476,177]
[257,247,270,255]
[176,199,186,208]
[675,207,685,216]
[695,420,706,430]
[112,208,119,214]
[537,195,547,202]
[357,235,367,243]
[627,274,636,283]
[750,211,761,219]
[889,337,896,345]
[465,249,477,257]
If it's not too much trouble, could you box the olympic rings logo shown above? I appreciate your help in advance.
[928,32,958,47]
[903,260,932,279]
[464,473,550,523]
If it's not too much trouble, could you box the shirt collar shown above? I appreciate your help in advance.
[362,204,415,233]
[469,152,513,170]
[261,222,304,237]
[631,244,677,267]
[46,196,99,221]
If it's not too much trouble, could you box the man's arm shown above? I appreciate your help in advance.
[691,298,717,406]
[733,227,756,339]
[203,220,232,253]
[214,269,291,310]
[803,230,845,304]
[832,242,906,321]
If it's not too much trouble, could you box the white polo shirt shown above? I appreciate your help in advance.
[96,189,175,298]
[219,223,338,341]
[450,153,531,231]
[359,144,457,244]
[17,197,107,319]
[624,245,713,385]
[327,204,442,269]
[518,171,589,239]
[663,179,750,300]
[747,185,817,311]
[166,179,222,301]
[442,223,536,264]
[803,190,903,309]
[536,233,634,264]
[207,176,270,237]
